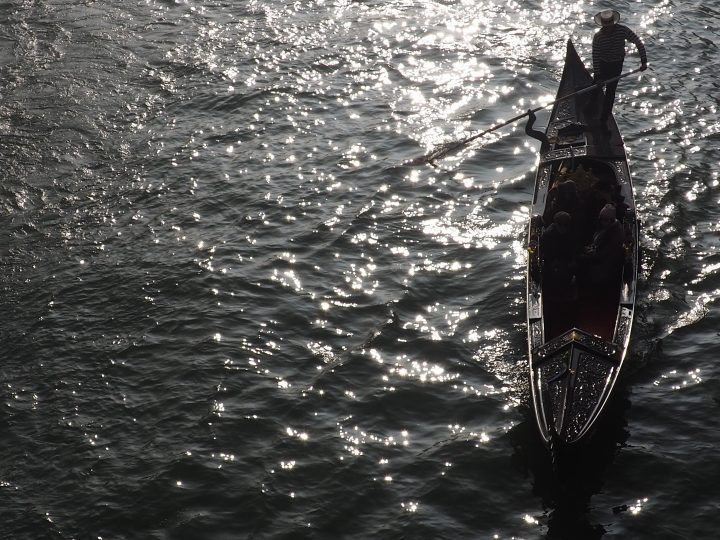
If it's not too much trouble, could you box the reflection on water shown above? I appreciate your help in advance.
[510,389,631,539]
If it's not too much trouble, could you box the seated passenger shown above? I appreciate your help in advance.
[611,184,629,220]
[540,211,577,299]
[580,203,625,286]
[587,175,615,220]
[565,163,596,192]
[543,179,581,226]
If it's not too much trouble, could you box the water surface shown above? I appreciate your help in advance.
[1,1,718,538]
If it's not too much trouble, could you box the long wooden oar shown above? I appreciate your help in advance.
[411,67,644,166]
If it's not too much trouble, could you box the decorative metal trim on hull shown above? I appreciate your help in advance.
[531,329,621,445]
[541,145,588,164]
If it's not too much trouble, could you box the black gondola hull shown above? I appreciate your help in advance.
[526,40,639,447]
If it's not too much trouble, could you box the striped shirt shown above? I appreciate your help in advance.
[592,24,647,73]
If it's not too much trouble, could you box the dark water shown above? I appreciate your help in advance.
[1,0,718,538]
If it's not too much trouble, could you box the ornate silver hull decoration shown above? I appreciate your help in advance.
[541,145,588,164]
[532,329,621,445]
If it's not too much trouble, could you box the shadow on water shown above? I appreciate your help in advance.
[508,387,631,539]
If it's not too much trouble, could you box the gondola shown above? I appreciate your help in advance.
[526,40,639,450]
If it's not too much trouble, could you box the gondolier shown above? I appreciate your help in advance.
[592,9,647,124]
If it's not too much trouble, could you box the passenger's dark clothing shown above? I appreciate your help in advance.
[587,177,615,224]
[540,223,576,296]
[582,220,625,285]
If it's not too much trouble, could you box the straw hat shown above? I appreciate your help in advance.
[594,9,621,27]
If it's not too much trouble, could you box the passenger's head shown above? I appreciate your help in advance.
[554,211,572,231]
[599,203,617,227]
